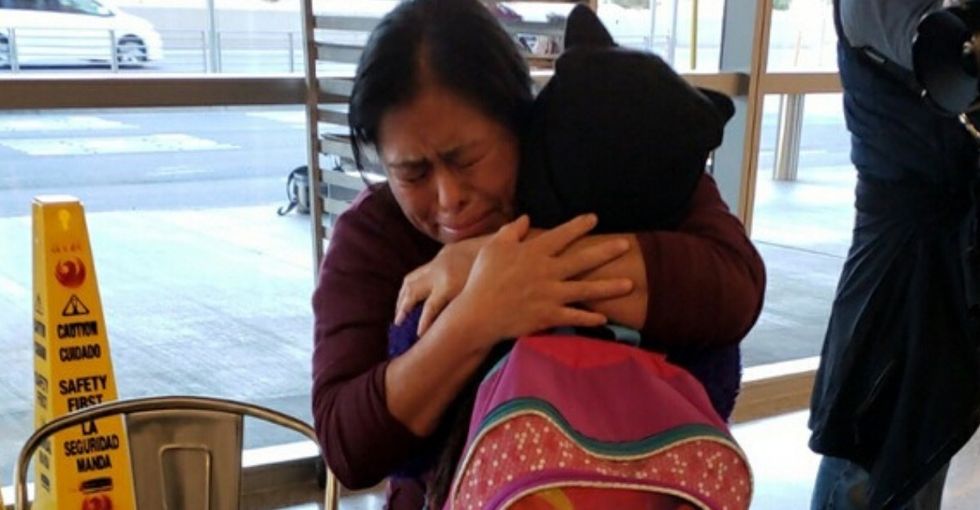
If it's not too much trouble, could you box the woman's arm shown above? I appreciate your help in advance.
[386,214,633,435]
[398,174,763,346]
[314,197,632,487]
[565,174,766,345]
[395,228,639,336]
[577,174,765,346]
[626,173,765,347]
[312,192,437,489]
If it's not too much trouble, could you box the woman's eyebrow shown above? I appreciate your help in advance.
[438,141,480,161]
[386,155,430,168]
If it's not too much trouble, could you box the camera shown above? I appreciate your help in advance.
[914,0,980,120]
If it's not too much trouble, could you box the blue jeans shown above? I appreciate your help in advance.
[810,457,949,510]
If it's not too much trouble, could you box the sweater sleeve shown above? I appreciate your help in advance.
[638,173,766,348]
[310,188,435,489]
[839,0,942,70]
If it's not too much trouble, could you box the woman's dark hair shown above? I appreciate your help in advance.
[348,0,533,170]
[351,1,532,506]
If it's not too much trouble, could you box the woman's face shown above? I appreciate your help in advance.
[378,85,519,244]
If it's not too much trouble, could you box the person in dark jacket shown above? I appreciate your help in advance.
[808,1,980,509]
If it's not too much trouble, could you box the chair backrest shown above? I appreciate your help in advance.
[14,396,339,510]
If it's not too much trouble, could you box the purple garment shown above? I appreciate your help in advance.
[389,305,741,421]
[388,306,423,358]
[387,308,439,480]
[666,344,741,421]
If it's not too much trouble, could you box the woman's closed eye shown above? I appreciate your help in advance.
[451,157,480,171]
[391,161,431,183]
[444,149,486,171]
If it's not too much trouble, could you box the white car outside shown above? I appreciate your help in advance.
[0,0,163,67]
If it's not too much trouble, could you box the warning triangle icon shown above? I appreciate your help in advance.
[62,295,90,317]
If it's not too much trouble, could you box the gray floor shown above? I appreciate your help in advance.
[733,411,980,510]
[741,161,855,366]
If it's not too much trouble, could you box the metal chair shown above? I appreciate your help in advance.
[14,395,339,510]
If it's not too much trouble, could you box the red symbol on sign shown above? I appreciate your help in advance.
[55,257,86,288]
[81,494,112,510]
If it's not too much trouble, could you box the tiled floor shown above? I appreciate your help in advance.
[733,411,822,509]
[732,411,980,510]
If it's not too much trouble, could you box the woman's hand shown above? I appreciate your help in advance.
[453,214,635,344]
[395,235,489,336]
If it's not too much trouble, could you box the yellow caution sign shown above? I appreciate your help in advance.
[32,196,136,510]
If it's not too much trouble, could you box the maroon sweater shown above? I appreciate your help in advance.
[311,174,765,499]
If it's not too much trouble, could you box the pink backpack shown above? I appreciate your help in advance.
[447,336,752,510]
